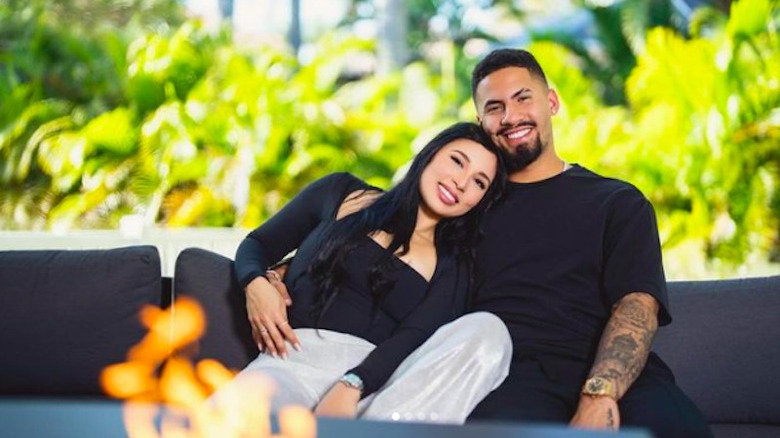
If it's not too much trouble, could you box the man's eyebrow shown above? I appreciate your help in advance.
[482,88,531,110]
[483,99,503,110]
[511,88,531,100]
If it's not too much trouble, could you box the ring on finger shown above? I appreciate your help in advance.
[259,327,269,335]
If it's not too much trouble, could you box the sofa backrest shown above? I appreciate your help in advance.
[0,246,163,396]
[173,247,780,431]
[654,276,780,427]
[173,247,257,370]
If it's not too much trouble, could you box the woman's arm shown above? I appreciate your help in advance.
[235,174,348,288]
[315,257,467,418]
[314,382,362,418]
[343,257,468,398]
[235,173,362,357]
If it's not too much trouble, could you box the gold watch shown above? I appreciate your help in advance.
[582,377,616,400]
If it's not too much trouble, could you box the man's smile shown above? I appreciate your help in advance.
[499,124,536,146]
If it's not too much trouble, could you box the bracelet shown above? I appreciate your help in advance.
[265,270,281,282]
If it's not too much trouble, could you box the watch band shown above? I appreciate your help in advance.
[339,373,364,393]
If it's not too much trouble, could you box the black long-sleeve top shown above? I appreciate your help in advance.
[234,173,468,397]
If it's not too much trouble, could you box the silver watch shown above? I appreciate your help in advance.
[339,373,364,393]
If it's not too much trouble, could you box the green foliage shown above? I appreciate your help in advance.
[345,0,521,53]
[540,0,779,276]
[0,1,449,231]
[532,0,687,105]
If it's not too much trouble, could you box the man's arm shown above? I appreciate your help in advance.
[570,291,659,430]
[591,291,659,398]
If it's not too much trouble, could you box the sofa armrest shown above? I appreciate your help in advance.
[654,276,780,425]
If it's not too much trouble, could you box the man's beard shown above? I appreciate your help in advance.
[501,135,543,173]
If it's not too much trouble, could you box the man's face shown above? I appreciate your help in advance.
[474,67,559,172]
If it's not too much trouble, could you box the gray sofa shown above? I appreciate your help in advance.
[653,277,780,437]
[1,245,778,437]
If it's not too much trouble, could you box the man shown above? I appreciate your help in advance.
[251,49,711,436]
[464,48,710,437]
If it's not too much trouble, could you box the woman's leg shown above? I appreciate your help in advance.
[212,329,376,411]
[359,312,512,424]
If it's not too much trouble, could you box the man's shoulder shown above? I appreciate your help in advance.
[569,165,647,201]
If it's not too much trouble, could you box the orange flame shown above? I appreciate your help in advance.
[101,361,157,400]
[101,297,316,438]
[279,406,318,438]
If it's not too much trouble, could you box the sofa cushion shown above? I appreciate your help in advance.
[654,276,780,425]
[710,424,780,438]
[0,246,162,396]
[173,248,257,370]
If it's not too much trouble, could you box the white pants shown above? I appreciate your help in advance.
[213,312,512,424]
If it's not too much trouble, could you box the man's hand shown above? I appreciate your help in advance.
[314,383,361,419]
[570,396,620,430]
[245,276,300,358]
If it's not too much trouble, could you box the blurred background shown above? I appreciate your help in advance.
[0,0,778,279]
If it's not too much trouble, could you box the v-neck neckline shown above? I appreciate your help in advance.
[362,234,434,285]
[331,182,435,285]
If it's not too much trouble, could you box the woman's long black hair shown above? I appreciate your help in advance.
[308,122,506,323]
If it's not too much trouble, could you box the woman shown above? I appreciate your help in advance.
[229,122,510,423]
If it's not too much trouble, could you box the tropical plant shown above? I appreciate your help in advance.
[0,0,183,229]
[536,0,779,277]
[532,0,689,105]
[1,0,455,230]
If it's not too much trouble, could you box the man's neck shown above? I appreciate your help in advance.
[508,152,567,184]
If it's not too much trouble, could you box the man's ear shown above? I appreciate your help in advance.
[548,88,560,115]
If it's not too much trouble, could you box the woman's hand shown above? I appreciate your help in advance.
[266,264,293,306]
[245,276,300,358]
[314,383,361,419]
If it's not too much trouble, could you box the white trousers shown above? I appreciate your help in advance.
[214,312,512,424]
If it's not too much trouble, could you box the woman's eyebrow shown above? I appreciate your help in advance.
[453,149,470,163]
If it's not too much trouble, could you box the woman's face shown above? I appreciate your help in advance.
[419,138,498,220]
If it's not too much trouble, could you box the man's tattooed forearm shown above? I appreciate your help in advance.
[589,293,659,399]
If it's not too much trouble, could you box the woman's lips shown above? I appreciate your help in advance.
[438,183,458,205]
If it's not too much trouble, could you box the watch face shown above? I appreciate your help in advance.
[588,379,604,392]
[583,377,614,399]
[341,373,364,391]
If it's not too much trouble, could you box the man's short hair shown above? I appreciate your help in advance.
[471,49,549,99]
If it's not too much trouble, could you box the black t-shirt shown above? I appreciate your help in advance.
[234,173,468,397]
[473,164,670,366]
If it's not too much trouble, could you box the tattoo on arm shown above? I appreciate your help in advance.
[607,408,615,429]
[589,292,659,400]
